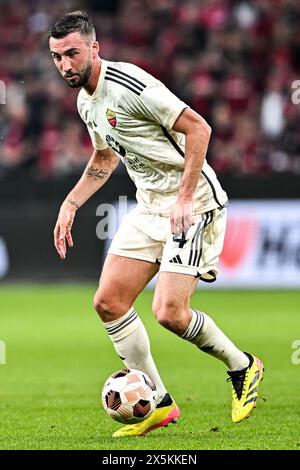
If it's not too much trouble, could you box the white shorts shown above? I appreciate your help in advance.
[108,206,227,281]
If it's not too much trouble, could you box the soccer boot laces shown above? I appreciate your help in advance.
[112,393,180,437]
[227,352,264,423]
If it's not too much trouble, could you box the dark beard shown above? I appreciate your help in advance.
[64,62,92,88]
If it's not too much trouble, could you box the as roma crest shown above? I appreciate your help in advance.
[106,109,117,127]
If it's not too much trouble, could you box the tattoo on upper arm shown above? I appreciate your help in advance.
[85,165,109,180]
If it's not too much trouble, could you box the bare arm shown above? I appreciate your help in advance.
[64,146,119,209]
[171,108,212,235]
[54,147,119,259]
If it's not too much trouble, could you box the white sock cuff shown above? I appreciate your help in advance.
[104,307,139,342]
[182,309,205,341]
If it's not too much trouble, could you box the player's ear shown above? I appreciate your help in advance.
[92,41,99,59]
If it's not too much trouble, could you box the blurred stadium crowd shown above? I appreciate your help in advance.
[0,0,300,179]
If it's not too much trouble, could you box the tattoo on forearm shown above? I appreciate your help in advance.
[85,165,109,180]
[67,198,79,209]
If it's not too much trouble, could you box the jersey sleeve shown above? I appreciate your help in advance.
[85,125,109,151]
[77,92,108,151]
[121,79,189,131]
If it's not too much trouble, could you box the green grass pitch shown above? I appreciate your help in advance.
[0,286,300,450]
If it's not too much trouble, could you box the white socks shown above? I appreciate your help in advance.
[182,309,249,371]
[104,306,248,397]
[104,307,167,401]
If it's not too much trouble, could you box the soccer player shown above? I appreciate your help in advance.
[49,11,264,437]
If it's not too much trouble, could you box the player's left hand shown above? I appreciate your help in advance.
[170,199,195,236]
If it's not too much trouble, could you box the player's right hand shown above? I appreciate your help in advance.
[54,204,77,259]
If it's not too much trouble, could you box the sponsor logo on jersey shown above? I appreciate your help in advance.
[106,109,117,127]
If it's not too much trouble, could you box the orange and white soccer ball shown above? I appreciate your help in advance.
[101,369,158,424]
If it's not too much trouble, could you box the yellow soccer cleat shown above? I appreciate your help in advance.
[112,393,180,437]
[227,352,264,423]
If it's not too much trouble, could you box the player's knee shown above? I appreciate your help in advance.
[93,292,107,318]
[93,291,124,322]
[152,299,182,331]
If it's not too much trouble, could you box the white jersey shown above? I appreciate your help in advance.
[77,59,228,215]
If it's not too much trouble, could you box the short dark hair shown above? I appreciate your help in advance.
[48,10,96,41]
